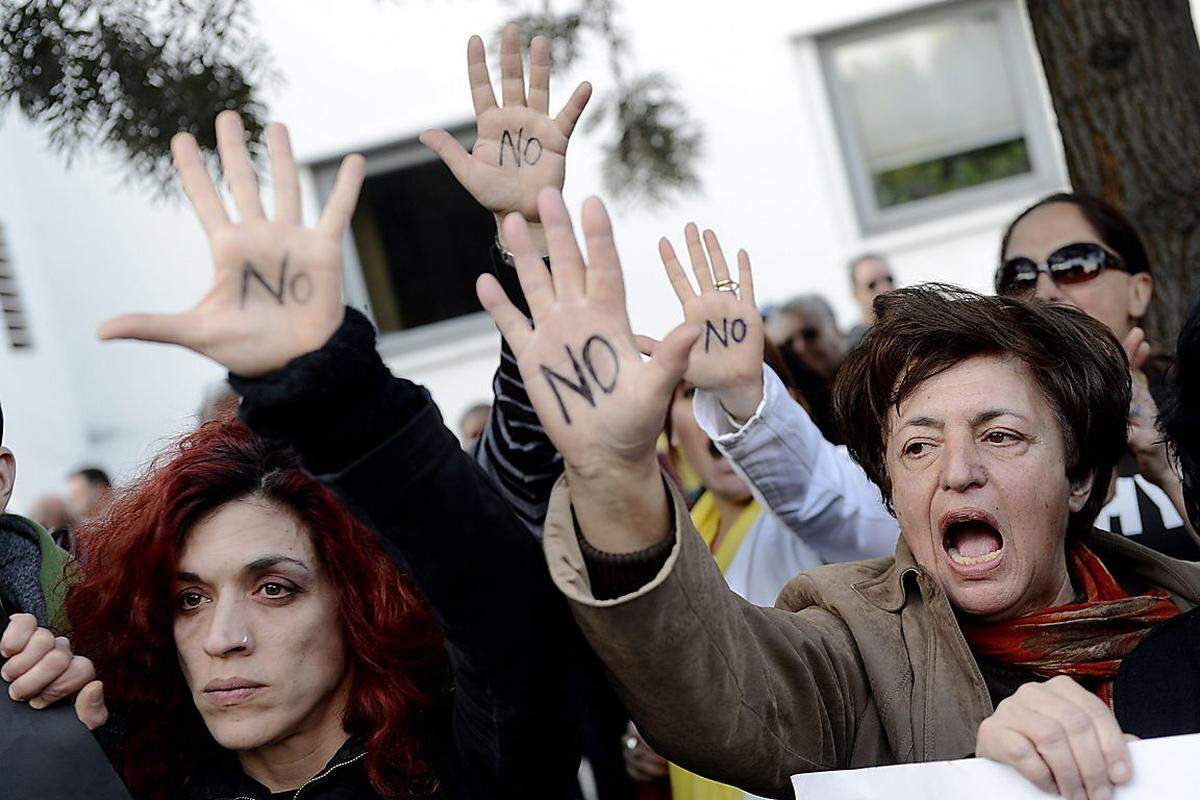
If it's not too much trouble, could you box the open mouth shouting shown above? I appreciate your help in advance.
[940,508,1005,577]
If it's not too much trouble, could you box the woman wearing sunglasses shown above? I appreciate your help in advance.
[997,192,1198,559]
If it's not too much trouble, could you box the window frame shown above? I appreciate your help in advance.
[308,123,496,358]
[817,0,1063,235]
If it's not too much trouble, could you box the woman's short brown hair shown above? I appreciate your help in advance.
[833,284,1130,535]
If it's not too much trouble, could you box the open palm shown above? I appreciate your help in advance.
[477,189,698,470]
[98,111,365,378]
[658,224,764,419]
[420,25,591,223]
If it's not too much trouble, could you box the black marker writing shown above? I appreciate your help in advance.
[499,128,543,167]
[239,253,313,309]
[704,317,748,353]
[541,345,595,426]
[582,335,619,394]
[541,335,622,424]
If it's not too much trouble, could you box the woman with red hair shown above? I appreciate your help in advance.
[0,90,593,797]
[67,419,450,798]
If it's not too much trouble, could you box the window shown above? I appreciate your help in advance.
[311,125,497,350]
[818,0,1061,233]
[0,225,32,350]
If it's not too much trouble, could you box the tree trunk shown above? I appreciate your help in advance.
[1025,0,1200,351]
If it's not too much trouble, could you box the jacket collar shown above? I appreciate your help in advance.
[186,736,366,800]
[853,527,1200,614]
[853,535,922,612]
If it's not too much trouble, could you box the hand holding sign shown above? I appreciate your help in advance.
[478,189,698,474]
[98,112,365,377]
[421,24,591,245]
[659,224,765,422]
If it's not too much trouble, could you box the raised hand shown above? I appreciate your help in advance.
[98,111,365,378]
[420,25,591,233]
[477,189,697,473]
[659,224,764,421]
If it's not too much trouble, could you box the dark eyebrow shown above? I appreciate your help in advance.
[901,415,942,431]
[970,409,1028,427]
[243,555,310,574]
[175,556,309,584]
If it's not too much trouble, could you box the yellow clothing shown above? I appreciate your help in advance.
[668,763,747,800]
[690,490,762,572]
[667,491,763,800]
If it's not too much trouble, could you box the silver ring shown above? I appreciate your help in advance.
[624,736,639,751]
[714,279,739,293]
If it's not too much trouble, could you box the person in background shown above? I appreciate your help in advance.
[846,252,895,347]
[0,405,70,631]
[1109,292,1200,738]
[28,494,73,552]
[457,401,491,448]
[65,467,112,526]
[998,192,1198,558]
[762,294,847,444]
[631,224,895,800]
[422,26,647,800]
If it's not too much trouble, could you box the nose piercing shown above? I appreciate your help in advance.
[240,635,249,647]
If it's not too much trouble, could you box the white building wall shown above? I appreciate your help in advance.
[0,0,1195,510]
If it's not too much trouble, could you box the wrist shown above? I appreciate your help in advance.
[566,455,671,553]
[715,380,764,425]
[494,213,549,258]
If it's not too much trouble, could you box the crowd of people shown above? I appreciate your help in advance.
[0,23,1197,800]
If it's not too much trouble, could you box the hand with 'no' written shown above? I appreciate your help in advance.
[420,23,591,253]
[98,111,365,377]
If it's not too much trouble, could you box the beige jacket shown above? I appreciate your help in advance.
[543,473,1200,800]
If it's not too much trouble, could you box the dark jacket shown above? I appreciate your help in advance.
[0,514,129,800]
[1114,605,1200,738]
[186,738,371,800]
[184,306,588,800]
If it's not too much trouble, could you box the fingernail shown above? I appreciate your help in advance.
[28,698,45,710]
[1110,760,1131,782]
[8,686,21,701]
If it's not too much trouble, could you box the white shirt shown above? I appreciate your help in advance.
[692,364,899,607]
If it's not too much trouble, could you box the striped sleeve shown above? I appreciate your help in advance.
[470,246,564,537]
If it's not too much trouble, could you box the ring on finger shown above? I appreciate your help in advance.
[714,279,739,293]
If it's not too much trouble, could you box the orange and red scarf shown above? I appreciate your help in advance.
[961,541,1180,706]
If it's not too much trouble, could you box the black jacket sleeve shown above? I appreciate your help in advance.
[230,308,587,799]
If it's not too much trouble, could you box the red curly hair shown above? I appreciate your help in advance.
[65,418,450,799]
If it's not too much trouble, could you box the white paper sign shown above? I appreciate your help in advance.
[792,733,1200,799]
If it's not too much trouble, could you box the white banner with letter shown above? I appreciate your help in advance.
[792,733,1200,799]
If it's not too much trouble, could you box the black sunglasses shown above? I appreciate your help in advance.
[995,242,1128,295]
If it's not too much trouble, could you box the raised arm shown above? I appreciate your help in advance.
[477,190,872,795]
[98,113,587,798]
[691,364,898,563]
[657,225,897,563]
[421,26,591,533]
